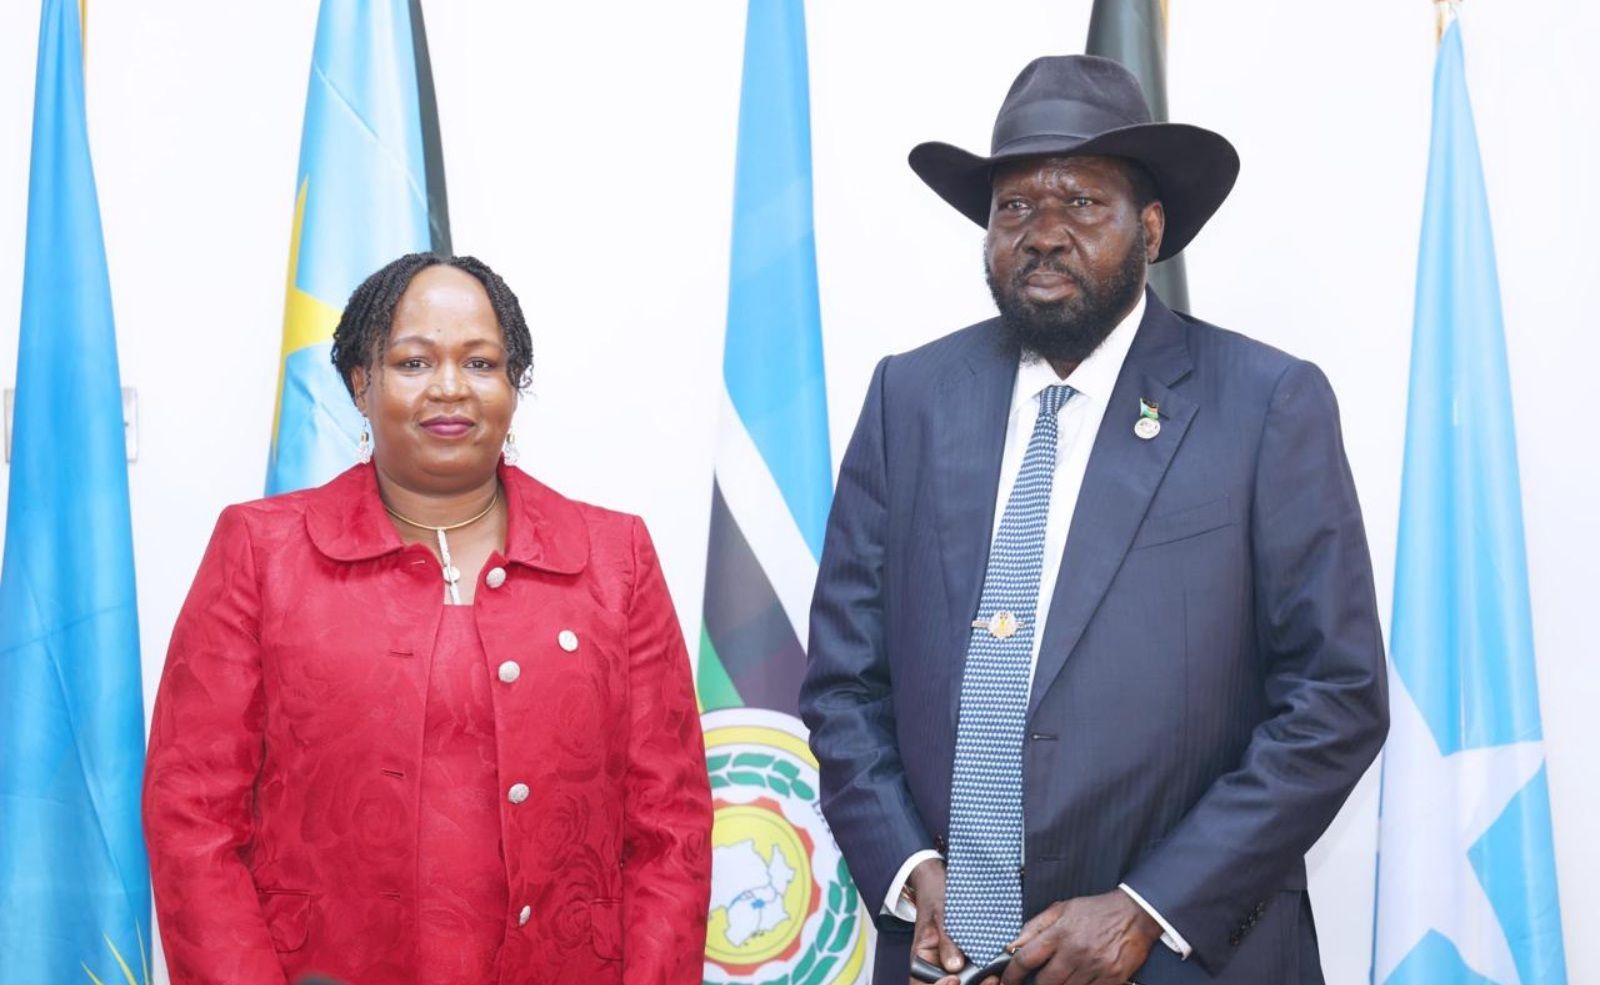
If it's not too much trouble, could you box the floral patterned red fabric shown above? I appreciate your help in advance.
[143,463,712,984]
[415,606,506,981]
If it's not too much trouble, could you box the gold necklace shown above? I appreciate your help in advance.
[383,488,500,532]
[383,488,500,604]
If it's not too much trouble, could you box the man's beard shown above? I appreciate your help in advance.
[985,233,1147,365]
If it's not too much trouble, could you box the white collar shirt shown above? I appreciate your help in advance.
[990,290,1145,683]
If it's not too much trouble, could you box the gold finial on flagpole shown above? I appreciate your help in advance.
[1435,0,1459,44]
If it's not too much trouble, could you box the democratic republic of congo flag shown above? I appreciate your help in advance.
[265,0,450,494]
[0,2,150,980]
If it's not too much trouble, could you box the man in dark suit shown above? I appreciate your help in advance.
[799,56,1388,984]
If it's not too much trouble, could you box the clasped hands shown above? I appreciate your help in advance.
[907,858,1160,985]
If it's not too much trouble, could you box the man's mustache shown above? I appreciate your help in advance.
[1012,254,1089,295]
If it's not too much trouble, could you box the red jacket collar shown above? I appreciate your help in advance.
[303,462,589,574]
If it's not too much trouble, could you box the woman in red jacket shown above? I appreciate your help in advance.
[143,254,712,985]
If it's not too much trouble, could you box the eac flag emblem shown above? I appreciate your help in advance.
[701,709,871,985]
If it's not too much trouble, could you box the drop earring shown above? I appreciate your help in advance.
[501,430,519,467]
[357,421,372,464]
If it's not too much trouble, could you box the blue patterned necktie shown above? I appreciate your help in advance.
[945,383,1074,963]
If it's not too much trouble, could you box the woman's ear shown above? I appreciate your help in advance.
[350,366,370,417]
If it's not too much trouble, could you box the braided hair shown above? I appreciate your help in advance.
[330,253,533,401]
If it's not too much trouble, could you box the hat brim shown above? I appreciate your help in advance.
[908,123,1240,262]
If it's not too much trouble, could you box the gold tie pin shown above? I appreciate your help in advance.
[972,611,1022,639]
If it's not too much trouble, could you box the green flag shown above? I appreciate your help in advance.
[1087,0,1190,313]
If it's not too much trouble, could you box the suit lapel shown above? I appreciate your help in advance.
[931,322,1018,726]
[1027,292,1197,722]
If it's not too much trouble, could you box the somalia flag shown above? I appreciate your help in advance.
[0,2,150,981]
[265,0,450,495]
[1372,15,1569,985]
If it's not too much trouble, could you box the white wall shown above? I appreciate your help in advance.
[1,3,1594,983]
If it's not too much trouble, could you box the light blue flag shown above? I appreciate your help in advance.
[720,0,834,561]
[0,2,151,981]
[699,4,872,985]
[265,0,450,495]
[1372,17,1568,985]
[697,0,834,713]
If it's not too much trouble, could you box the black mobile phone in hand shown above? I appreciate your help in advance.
[910,953,1012,984]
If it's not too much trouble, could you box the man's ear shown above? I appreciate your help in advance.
[1142,200,1166,263]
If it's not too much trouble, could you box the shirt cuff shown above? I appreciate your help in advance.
[1119,882,1192,959]
[883,850,944,920]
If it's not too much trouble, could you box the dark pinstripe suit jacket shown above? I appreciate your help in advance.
[800,290,1389,983]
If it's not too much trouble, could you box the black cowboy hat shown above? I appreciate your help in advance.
[909,55,1239,262]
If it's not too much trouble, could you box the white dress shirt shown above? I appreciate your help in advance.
[883,293,1192,959]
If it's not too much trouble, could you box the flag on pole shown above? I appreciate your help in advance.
[265,0,450,495]
[1372,13,1568,985]
[697,3,871,983]
[0,2,151,981]
[1086,0,1190,313]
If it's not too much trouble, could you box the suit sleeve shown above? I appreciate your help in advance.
[1120,360,1390,970]
[800,357,935,927]
[621,516,714,984]
[143,506,288,985]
